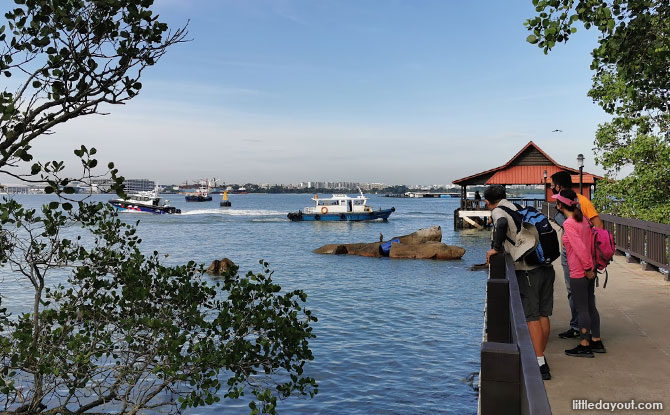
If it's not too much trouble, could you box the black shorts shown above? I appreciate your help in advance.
[516,266,555,322]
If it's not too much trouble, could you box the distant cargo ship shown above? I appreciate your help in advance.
[185,182,212,202]
[226,186,248,194]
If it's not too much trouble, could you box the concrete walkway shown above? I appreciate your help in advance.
[545,256,670,414]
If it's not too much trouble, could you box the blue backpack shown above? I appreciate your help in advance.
[498,204,560,265]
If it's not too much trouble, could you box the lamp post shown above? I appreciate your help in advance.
[577,153,584,195]
[543,169,548,201]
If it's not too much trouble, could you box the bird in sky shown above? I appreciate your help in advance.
[552,129,563,133]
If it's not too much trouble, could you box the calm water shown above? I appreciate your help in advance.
[1,193,490,415]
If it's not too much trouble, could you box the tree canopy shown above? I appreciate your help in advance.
[526,0,670,223]
[0,1,318,413]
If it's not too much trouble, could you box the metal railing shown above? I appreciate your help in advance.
[480,254,551,415]
[462,198,546,210]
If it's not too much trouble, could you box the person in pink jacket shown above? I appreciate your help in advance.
[552,189,605,358]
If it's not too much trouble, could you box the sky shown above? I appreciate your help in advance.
[27,0,611,186]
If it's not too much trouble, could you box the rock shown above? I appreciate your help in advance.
[206,258,236,275]
[389,241,466,260]
[392,225,442,245]
[313,244,347,254]
[469,263,489,271]
[333,245,349,255]
[313,226,465,261]
[351,242,382,258]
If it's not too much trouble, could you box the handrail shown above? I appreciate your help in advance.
[462,198,546,210]
[480,254,551,415]
[544,202,669,277]
[600,214,670,275]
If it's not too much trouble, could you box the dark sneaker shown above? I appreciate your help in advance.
[565,344,594,358]
[539,363,551,380]
[558,328,580,339]
[591,340,606,353]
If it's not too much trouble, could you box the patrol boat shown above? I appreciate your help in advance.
[287,191,395,221]
[109,188,181,214]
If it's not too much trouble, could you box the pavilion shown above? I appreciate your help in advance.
[451,141,604,229]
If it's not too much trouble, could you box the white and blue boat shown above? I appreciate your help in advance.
[287,191,395,221]
[109,188,181,214]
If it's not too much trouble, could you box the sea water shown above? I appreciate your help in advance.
[0,193,490,414]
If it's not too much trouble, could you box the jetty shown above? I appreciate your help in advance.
[479,214,670,415]
[452,141,603,230]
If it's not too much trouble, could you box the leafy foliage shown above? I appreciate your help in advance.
[0,1,318,413]
[526,0,670,223]
[0,0,187,170]
[0,181,318,414]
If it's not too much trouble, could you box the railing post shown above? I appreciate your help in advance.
[487,279,511,343]
[481,342,521,415]
[489,253,506,279]
[487,254,511,343]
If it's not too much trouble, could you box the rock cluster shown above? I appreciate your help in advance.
[206,258,236,275]
[313,226,466,260]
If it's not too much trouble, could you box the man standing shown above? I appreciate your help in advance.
[550,171,603,339]
[484,185,556,380]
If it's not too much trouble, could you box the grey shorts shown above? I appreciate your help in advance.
[516,266,556,322]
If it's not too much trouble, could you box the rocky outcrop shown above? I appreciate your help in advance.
[206,258,236,275]
[394,226,442,245]
[389,241,465,260]
[313,226,465,260]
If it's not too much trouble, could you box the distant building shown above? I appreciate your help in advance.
[5,184,30,194]
[125,179,156,192]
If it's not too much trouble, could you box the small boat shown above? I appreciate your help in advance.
[109,188,181,214]
[185,182,212,202]
[287,191,395,221]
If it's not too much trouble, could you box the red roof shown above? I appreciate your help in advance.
[452,141,603,186]
[486,166,597,185]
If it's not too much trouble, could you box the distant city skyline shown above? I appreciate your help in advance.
[22,1,610,185]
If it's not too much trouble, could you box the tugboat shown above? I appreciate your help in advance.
[185,182,212,202]
[287,190,395,221]
[109,188,181,214]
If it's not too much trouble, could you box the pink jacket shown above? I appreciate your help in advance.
[562,217,594,278]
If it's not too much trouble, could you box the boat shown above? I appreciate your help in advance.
[185,182,212,202]
[287,191,395,221]
[109,188,181,214]
[226,186,248,194]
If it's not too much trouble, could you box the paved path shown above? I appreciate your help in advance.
[544,256,670,414]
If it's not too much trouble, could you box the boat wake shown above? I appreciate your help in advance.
[182,208,284,216]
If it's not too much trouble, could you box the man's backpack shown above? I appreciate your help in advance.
[592,227,615,288]
[498,204,560,266]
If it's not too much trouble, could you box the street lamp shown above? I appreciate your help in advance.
[577,153,584,195]
[543,169,548,200]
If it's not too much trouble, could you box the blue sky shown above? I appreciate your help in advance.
[37,0,610,185]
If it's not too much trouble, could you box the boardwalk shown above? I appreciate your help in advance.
[544,257,670,414]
